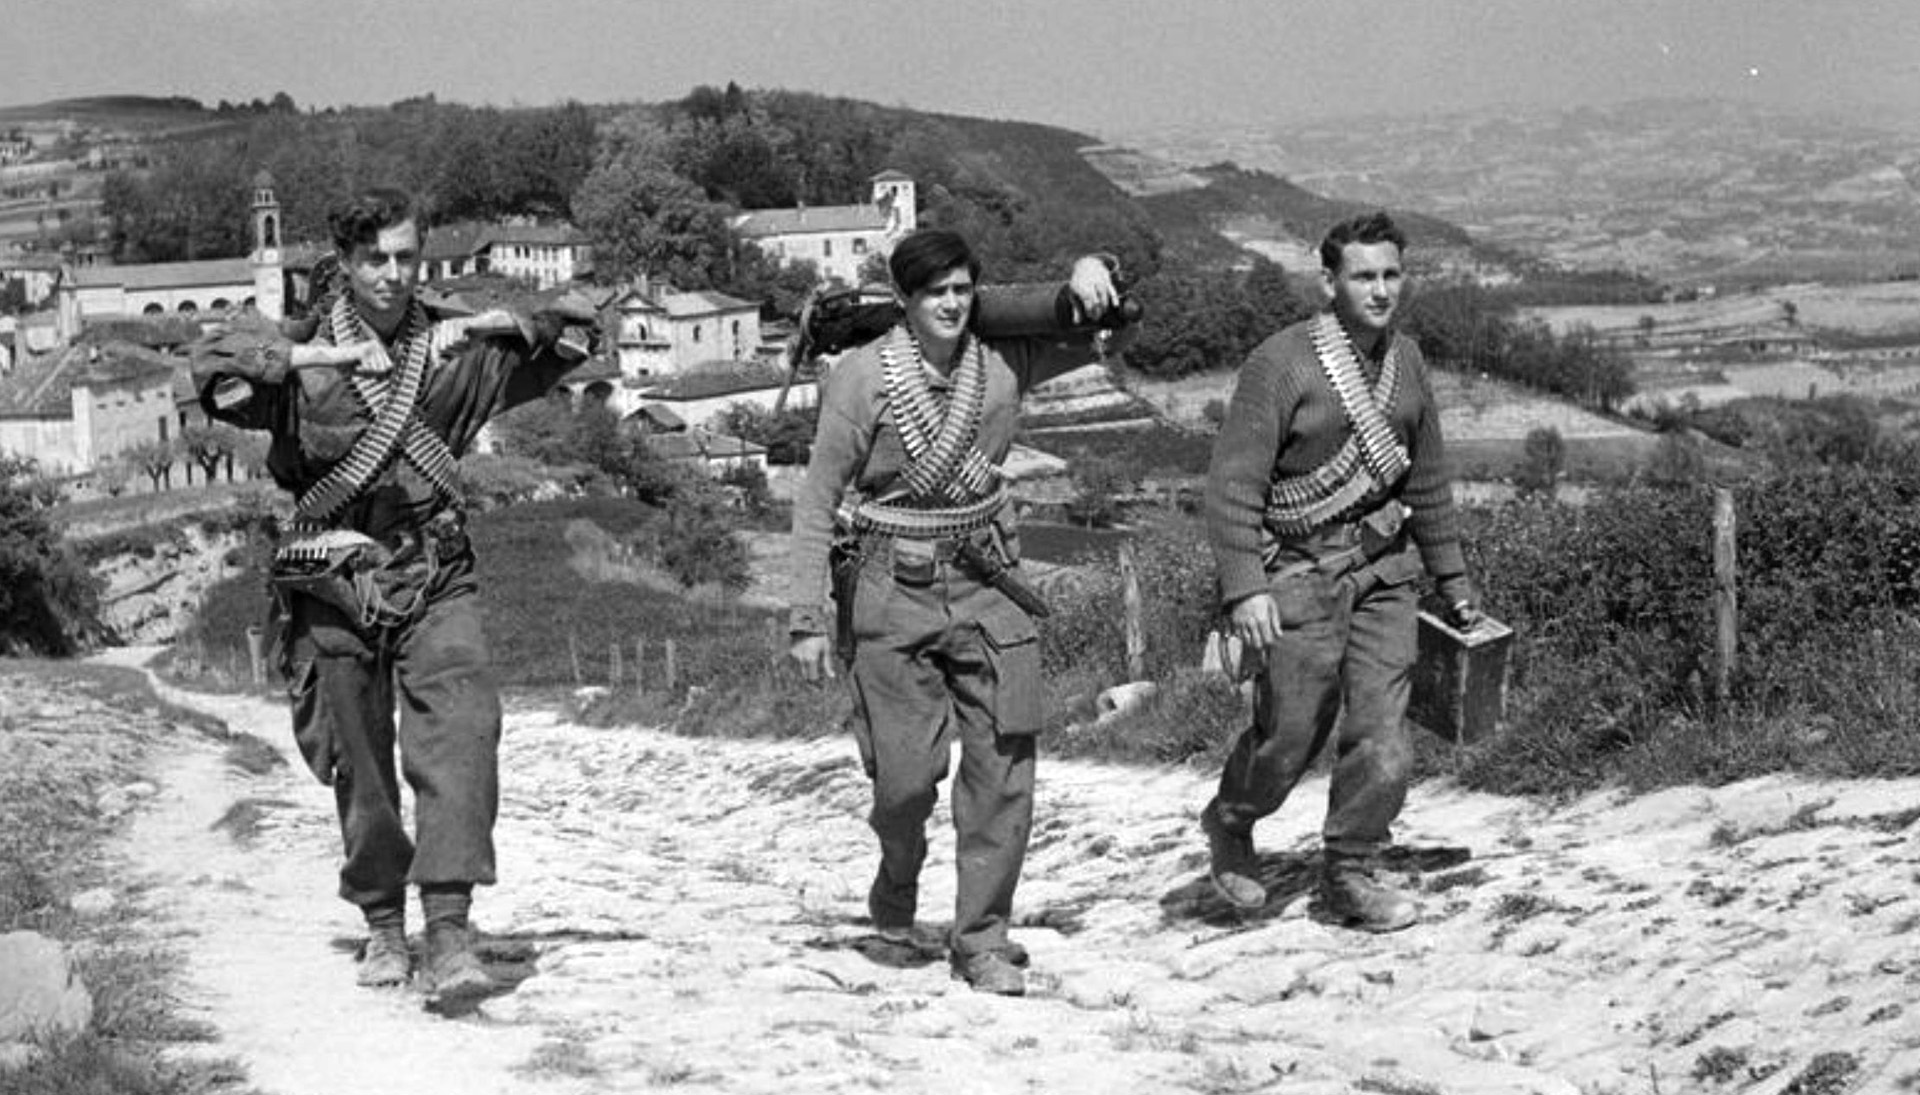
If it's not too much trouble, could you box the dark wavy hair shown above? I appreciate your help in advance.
[1319,211,1407,272]
[327,186,429,256]
[888,229,981,297]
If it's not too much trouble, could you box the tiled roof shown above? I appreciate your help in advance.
[644,429,764,462]
[67,257,254,291]
[563,355,620,382]
[0,252,63,272]
[0,342,174,418]
[730,205,887,237]
[421,221,493,262]
[482,223,589,247]
[659,290,757,317]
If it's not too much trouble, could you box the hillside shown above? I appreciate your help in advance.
[1120,97,1920,285]
[0,87,1503,285]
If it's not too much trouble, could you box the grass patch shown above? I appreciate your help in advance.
[1022,423,1215,476]
[1449,434,1662,486]
[0,659,253,1094]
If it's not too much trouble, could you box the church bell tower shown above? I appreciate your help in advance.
[249,170,285,320]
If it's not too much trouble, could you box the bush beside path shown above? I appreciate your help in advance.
[48,649,1920,1094]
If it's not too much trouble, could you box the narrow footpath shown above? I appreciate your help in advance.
[95,648,1920,1095]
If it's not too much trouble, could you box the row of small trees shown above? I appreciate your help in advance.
[89,423,264,497]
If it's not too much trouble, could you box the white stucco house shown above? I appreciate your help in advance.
[728,171,917,287]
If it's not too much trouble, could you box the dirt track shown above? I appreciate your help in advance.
[83,648,1920,1094]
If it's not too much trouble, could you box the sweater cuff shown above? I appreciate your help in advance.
[1419,542,1467,582]
[1215,557,1270,609]
[789,604,830,636]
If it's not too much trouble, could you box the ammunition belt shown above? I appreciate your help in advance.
[837,485,1008,540]
[292,297,459,525]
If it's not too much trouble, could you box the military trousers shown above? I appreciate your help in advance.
[1211,533,1422,860]
[843,539,1044,959]
[281,554,503,909]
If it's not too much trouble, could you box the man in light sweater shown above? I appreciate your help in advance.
[1200,211,1478,931]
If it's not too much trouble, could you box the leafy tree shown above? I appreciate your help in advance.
[1065,453,1135,528]
[1516,426,1566,496]
[713,402,818,465]
[0,277,28,314]
[1124,265,1261,378]
[181,422,239,484]
[492,396,630,480]
[725,246,820,318]
[126,438,178,491]
[100,140,250,262]
[0,454,102,655]
[1241,256,1315,334]
[94,456,134,497]
[573,120,737,288]
[1644,432,1706,487]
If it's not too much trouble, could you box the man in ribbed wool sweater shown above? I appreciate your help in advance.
[1198,211,1479,931]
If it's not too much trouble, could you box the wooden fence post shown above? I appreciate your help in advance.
[609,641,622,687]
[244,625,266,686]
[664,638,678,693]
[567,632,583,686]
[1119,541,1146,680]
[634,638,646,694]
[1712,487,1738,706]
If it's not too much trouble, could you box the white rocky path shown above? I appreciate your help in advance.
[96,648,1920,1094]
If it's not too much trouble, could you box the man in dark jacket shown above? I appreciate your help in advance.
[192,186,599,996]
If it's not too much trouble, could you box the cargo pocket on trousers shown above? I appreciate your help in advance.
[286,659,340,786]
[978,606,1044,738]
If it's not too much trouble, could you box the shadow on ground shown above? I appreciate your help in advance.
[1158,844,1476,928]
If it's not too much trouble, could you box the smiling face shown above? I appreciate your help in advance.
[342,219,423,333]
[902,264,976,363]
[1324,240,1405,348]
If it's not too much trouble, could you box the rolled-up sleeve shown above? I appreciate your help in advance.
[190,322,297,430]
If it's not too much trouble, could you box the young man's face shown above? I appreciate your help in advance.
[903,265,975,348]
[343,219,423,322]
[1324,240,1405,339]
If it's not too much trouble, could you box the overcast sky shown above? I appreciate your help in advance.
[7,0,1919,135]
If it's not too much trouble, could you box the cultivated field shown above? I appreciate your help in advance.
[1525,280,1920,342]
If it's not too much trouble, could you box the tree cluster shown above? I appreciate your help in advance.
[0,455,103,655]
[1122,256,1318,378]
[1401,284,1635,411]
[100,100,600,263]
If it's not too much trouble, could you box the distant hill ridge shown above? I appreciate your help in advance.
[0,86,1503,280]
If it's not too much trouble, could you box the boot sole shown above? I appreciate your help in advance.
[1210,871,1268,910]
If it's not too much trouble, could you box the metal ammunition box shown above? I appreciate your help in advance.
[1407,610,1514,743]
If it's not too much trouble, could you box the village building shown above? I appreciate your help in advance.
[480,222,592,289]
[728,170,917,287]
[607,281,766,382]
[0,251,62,306]
[419,222,491,283]
[53,171,295,343]
[619,372,814,433]
[419,220,592,289]
[639,420,769,478]
[0,341,177,476]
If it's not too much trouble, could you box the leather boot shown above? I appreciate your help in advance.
[1319,854,1417,933]
[1201,802,1266,910]
[951,950,1026,997]
[422,921,493,999]
[356,924,411,987]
